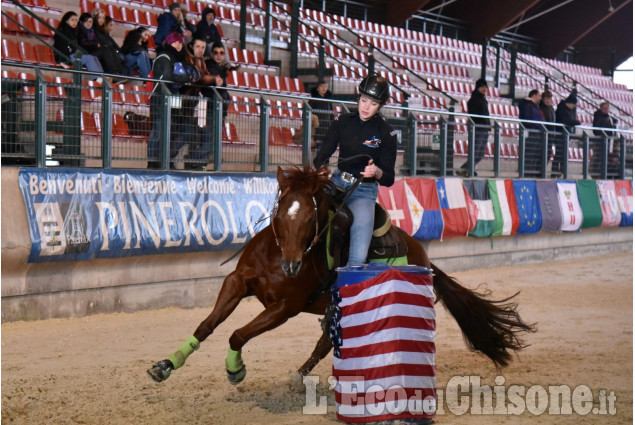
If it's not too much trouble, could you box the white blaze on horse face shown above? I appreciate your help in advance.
[287,200,300,220]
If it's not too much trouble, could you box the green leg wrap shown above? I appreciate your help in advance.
[225,348,244,373]
[168,335,200,370]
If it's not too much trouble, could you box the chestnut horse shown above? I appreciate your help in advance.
[148,166,535,384]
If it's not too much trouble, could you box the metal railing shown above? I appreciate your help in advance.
[1,62,632,180]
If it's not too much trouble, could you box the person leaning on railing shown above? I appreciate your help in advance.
[147,32,200,169]
[53,11,104,78]
[592,101,619,176]
[518,89,544,178]
[553,90,580,178]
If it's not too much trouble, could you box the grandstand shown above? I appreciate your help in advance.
[1,0,632,178]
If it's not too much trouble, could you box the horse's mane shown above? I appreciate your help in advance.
[282,165,332,192]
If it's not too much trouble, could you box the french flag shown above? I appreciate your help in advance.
[331,270,436,423]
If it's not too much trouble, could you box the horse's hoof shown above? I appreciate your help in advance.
[226,365,246,385]
[147,359,174,383]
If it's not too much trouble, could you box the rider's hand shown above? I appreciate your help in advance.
[361,159,382,179]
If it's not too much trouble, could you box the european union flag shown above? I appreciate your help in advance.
[513,180,542,234]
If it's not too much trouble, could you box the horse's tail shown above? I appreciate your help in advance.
[431,262,536,369]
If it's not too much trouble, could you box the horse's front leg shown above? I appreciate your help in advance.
[147,270,249,383]
[225,301,300,384]
[298,330,332,376]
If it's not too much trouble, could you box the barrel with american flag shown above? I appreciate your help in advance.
[330,264,436,423]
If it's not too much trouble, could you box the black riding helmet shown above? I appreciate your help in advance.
[358,75,390,105]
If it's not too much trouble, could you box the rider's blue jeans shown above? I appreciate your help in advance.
[331,170,379,265]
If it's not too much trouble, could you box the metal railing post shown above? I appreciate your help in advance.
[34,70,47,167]
[301,102,312,167]
[619,135,626,179]
[562,129,570,179]
[408,113,417,176]
[439,116,447,177]
[582,132,589,179]
[480,38,488,80]
[518,123,526,178]
[263,0,272,63]
[540,126,548,179]
[508,46,517,100]
[289,0,300,78]
[101,80,113,169]
[467,118,475,177]
[317,36,326,82]
[160,88,171,170]
[239,0,247,49]
[493,121,501,177]
[213,89,224,171]
[259,96,269,172]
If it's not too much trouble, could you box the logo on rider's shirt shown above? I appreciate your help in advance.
[363,136,381,148]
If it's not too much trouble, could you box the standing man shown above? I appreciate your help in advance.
[592,102,618,176]
[457,78,490,177]
[155,3,184,46]
[308,80,333,150]
[518,89,543,177]
[553,90,580,177]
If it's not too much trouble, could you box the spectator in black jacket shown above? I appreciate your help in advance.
[53,11,104,78]
[592,102,616,136]
[308,80,333,149]
[147,32,199,168]
[121,27,152,78]
[552,90,580,177]
[457,78,490,176]
[518,89,544,177]
[195,7,222,52]
[95,16,126,78]
[591,102,618,176]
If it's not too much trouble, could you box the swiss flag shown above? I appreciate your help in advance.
[377,180,414,235]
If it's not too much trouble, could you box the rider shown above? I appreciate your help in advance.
[313,75,398,265]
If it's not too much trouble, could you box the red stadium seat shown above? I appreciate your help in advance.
[33,18,54,37]
[35,45,57,66]
[18,41,38,63]
[222,122,239,142]
[16,13,36,35]
[2,11,19,33]
[81,111,100,135]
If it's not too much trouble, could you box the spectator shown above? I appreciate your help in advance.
[592,102,616,136]
[181,36,218,169]
[518,89,543,177]
[147,32,199,169]
[95,16,127,78]
[539,90,555,122]
[155,3,183,46]
[78,13,101,54]
[195,7,221,50]
[121,26,152,78]
[592,102,618,176]
[204,41,237,118]
[553,90,580,177]
[456,78,490,176]
[308,80,333,149]
[179,4,196,44]
[91,8,106,28]
[53,11,104,78]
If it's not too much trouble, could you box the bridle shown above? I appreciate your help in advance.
[271,186,320,256]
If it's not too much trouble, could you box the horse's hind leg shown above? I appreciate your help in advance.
[147,270,249,383]
[297,330,332,376]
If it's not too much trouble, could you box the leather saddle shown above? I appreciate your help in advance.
[327,184,408,270]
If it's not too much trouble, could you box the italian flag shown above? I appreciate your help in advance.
[488,179,519,236]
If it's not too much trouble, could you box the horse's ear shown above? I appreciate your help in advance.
[276,166,288,190]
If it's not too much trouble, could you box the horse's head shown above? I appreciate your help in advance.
[273,166,330,277]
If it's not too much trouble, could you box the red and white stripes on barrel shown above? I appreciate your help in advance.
[331,270,436,423]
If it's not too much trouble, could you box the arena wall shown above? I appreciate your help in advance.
[2,167,632,322]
